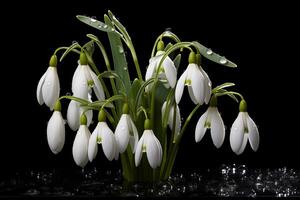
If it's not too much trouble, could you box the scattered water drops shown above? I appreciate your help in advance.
[206,48,213,55]
[219,57,227,64]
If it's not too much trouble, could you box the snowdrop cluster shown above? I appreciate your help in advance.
[37,12,259,182]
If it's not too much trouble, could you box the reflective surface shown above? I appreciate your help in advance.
[1,164,300,197]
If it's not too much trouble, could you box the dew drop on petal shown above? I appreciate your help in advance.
[208,81,212,87]
[206,48,213,55]
[220,57,227,64]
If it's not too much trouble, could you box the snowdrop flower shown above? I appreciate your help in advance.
[36,55,60,110]
[67,100,93,131]
[175,52,211,105]
[115,104,139,153]
[88,110,119,162]
[195,96,225,148]
[47,100,65,154]
[161,101,181,137]
[72,52,105,100]
[135,119,162,169]
[230,100,259,155]
[72,114,91,168]
[145,41,177,91]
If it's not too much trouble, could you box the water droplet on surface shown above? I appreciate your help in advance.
[103,25,108,29]
[72,40,77,44]
[206,49,213,55]
[118,45,124,53]
[90,16,97,23]
[208,81,212,87]
[123,67,127,71]
[220,57,227,64]
[111,28,115,32]
[66,92,72,96]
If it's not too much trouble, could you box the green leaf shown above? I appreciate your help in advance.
[212,82,235,93]
[104,15,131,96]
[59,42,81,62]
[83,40,95,56]
[134,78,155,112]
[88,101,114,109]
[108,10,130,40]
[76,15,115,33]
[192,41,237,68]
[173,54,182,69]
[164,42,173,51]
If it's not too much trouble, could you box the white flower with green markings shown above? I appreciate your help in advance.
[230,100,259,155]
[46,100,65,154]
[36,55,60,110]
[175,52,211,105]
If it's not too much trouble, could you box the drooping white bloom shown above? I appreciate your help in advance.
[72,124,91,168]
[36,66,60,110]
[47,111,65,154]
[66,100,93,131]
[115,114,139,153]
[161,101,181,137]
[175,63,211,105]
[135,129,162,169]
[88,122,119,162]
[72,63,105,100]
[145,51,177,91]
[195,106,225,148]
[230,112,259,155]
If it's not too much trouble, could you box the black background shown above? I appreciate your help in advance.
[2,0,299,176]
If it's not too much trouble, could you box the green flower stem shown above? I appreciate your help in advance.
[151,31,181,57]
[216,91,244,101]
[163,104,201,179]
[54,47,81,56]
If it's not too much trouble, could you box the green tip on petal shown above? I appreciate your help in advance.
[144,119,152,130]
[98,109,106,122]
[188,51,196,64]
[49,55,57,67]
[157,40,165,51]
[80,114,87,125]
[239,99,247,112]
[209,95,218,107]
[196,53,201,65]
[54,100,61,111]
[122,103,129,114]
[80,52,88,65]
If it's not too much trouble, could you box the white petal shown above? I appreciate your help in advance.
[246,113,259,152]
[72,65,88,99]
[72,125,91,168]
[67,100,80,131]
[42,67,60,110]
[175,70,187,104]
[167,104,181,137]
[100,123,116,161]
[72,65,81,93]
[90,69,105,101]
[190,64,205,104]
[47,111,65,154]
[88,123,100,162]
[145,61,157,92]
[163,57,177,88]
[236,134,248,155]
[145,130,162,169]
[230,112,245,153]
[188,86,198,104]
[115,114,130,153]
[199,66,212,104]
[210,107,225,148]
[195,111,208,142]
[161,101,167,122]
[82,65,93,83]
[128,116,139,153]
[36,70,47,105]
[134,133,145,167]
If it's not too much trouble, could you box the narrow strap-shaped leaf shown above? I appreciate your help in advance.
[212,82,235,93]
[59,95,89,105]
[88,101,114,109]
[173,54,181,69]
[108,10,131,40]
[76,15,116,33]
[134,78,155,112]
[192,41,237,68]
[104,15,131,96]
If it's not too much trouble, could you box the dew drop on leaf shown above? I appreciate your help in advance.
[206,48,213,55]
[220,57,227,64]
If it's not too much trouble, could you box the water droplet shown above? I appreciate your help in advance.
[206,48,213,55]
[220,57,227,64]
[118,45,124,53]
[208,81,212,87]
[65,92,72,96]
[90,16,97,23]
[111,28,115,32]
[72,40,77,44]
[123,67,127,71]
[103,25,108,29]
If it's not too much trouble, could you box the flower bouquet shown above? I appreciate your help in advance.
[37,10,259,183]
